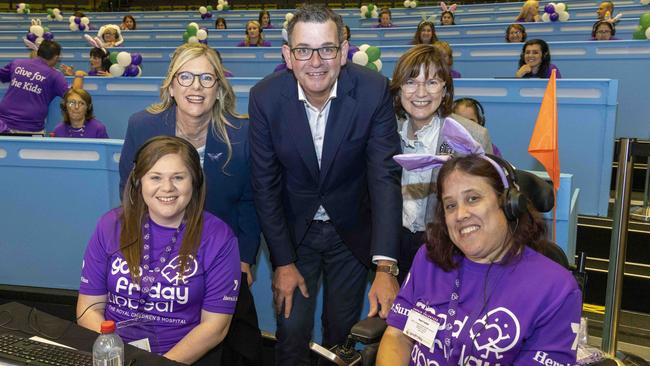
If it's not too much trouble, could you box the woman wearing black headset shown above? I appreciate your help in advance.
[377,154,581,365]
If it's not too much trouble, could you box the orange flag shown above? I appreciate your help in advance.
[528,69,560,192]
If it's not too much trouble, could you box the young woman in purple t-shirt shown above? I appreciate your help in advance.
[77,136,240,364]
[516,39,562,78]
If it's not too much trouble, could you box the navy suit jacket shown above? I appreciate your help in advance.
[118,108,261,264]
[248,63,402,268]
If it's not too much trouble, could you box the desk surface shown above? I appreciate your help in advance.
[0,302,182,366]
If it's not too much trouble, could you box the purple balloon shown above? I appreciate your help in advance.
[544,4,555,14]
[74,16,81,24]
[79,23,86,31]
[125,64,139,77]
[199,39,208,44]
[26,32,37,42]
[43,32,54,41]
[201,13,207,19]
[131,53,143,65]
[550,12,559,21]
[206,13,212,18]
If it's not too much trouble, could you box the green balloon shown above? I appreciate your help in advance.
[25,4,30,8]
[633,29,646,40]
[640,12,650,28]
[224,5,230,10]
[183,31,190,41]
[47,8,53,15]
[366,62,378,72]
[206,5,213,11]
[43,26,49,32]
[366,46,381,62]
[367,3,375,11]
[186,25,198,36]
[109,51,118,64]
[365,10,372,18]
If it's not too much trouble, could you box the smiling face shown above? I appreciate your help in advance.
[400,65,445,127]
[260,13,270,27]
[169,55,219,124]
[442,169,509,264]
[595,23,612,40]
[283,20,347,108]
[419,25,433,43]
[380,13,391,26]
[90,55,102,69]
[507,27,524,42]
[141,153,193,228]
[66,92,88,125]
[246,22,260,40]
[524,43,543,69]
[124,17,135,30]
[103,30,117,43]
[216,20,226,29]
[441,13,454,25]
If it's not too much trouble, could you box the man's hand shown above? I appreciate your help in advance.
[367,261,400,319]
[272,263,309,318]
[240,261,254,287]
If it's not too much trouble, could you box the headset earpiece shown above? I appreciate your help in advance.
[487,154,526,221]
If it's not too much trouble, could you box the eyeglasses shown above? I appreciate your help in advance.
[509,31,522,35]
[175,71,218,88]
[290,46,340,61]
[401,78,445,94]
[596,30,612,34]
[67,101,87,108]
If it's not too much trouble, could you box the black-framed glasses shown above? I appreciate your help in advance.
[175,71,218,88]
[290,46,340,61]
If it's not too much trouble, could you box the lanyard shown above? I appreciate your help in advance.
[442,264,463,361]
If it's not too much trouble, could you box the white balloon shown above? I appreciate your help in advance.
[69,15,75,23]
[373,59,383,71]
[35,36,43,45]
[352,51,369,66]
[30,25,43,36]
[542,13,550,22]
[360,5,368,12]
[646,27,650,39]
[109,64,125,77]
[371,10,378,18]
[285,13,294,21]
[188,36,198,43]
[136,66,143,77]
[199,6,207,14]
[196,29,208,40]
[359,44,370,52]
[555,3,566,12]
[558,11,570,21]
[17,3,25,9]
[410,2,417,7]
[53,8,60,15]
[69,23,79,31]
[56,14,63,21]
[218,0,225,4]
[117,51,132,67]
[188,22,199,30]
[216,4,223,11]
[403,0,409,7]
[81,17,90,25]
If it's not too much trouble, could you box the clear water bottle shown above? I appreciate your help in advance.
[92,320,124,366]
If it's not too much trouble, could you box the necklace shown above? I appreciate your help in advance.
[176,120,208,141]
[66,124,85,137]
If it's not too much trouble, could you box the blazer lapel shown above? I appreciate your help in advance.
[320,68,357,182]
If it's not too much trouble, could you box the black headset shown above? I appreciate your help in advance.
[486,154,526,221]
[454,97,485,126]
[591,20,615,38]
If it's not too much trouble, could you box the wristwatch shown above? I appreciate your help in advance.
[376,262,399,277]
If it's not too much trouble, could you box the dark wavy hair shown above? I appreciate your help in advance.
[412,21,438,45]
[505,23,527,42]
[122,15,136,30]
[390,44,454,121]
[518,39,552,78]
[440,11,456,25]
[426,155,549,271]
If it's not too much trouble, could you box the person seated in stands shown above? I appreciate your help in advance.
[432,41,460,78]
[505,23,527,43]
[412,21,438,45]
[0,40,84,134]
[215,17,227,29]
[237,20,271,47]
[62,47,111,77]
[515,39,561,78]
[376,9,393,28]
[77,135,240,364]
[376,153,582,366]
[344,24,359,59]
[259,10,273,29]
[52,89,107,138]
[120,15,136,31]
[440,11,455,26]
[591,20,617,40]
[453,98,502,156]
[388,44,493,281]
[98,25,123,48]
[515,0,541,22]
[597,1,615,21]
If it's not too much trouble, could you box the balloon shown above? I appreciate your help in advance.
[201,13,207,19]
[130,53,142,65]
[188,36,198,43]
[183,31,190,41]
[56,14,63,21]
[365,46,381,62]
[555,3,566,12]
[199,6,207,14]
[206,5,213,11]
[410,1,417,8]
[81,17,90,25]
[199,39,208,44]
[69,23,78,31]
[367,4,375,12]
[646,27,650,39]
[109,64,125,77]
[30,25,44,37]
[206,13,212,18]
[542,12,550,22]
[640,13,650,28]
[69,16,75,23]
[550,12,559,21]
[78,23,86,31]
[558,11,570,21]
[136,66,142,77]
[218,0,224,4]
[359,44,370,52]
[197,29,208,40]
[53,8,60,15]
[117,51,132,67]
[47,8,53,15]
[74,17,81,24]
[366,62,378,72]
[360,5,368,13]
[109,51,119,64]
[373,59,383,71]
[403,0,409,6]
[633,29,646,39]
[43,32,54,41]
[187,23,199,34]
[216,4,223,11]
[352,51,369,66]
[365,10,372,18]
[35,37,43,45]
[285,13,294,21]
[26,32,37,42]
[125,64,139,76]
[544,4,555,14]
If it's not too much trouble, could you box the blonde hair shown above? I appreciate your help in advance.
[516,0,539,22]
[244,20,265,46]
[147,43,243,169]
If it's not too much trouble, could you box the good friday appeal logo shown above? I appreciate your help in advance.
[108,255,198,314]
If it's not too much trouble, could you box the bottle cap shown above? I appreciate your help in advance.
[100,320,116,334]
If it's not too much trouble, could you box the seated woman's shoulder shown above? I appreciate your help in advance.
[523,246,579,291]
[201,211,236,241]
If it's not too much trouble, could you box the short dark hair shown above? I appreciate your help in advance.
[426,154,549,271]
[518,39,552,78]
[440,11,456,25]
[286,4,344,46]
[36,40,61,61]
[505,23,527,42]
[60,88,95,125]
[592,20,615,38]
[344,25,351,40]
[215,17,227,29]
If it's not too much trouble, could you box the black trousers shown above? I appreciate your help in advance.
[397,227,426,285]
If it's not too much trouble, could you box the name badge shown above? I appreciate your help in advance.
[403,309,440,349]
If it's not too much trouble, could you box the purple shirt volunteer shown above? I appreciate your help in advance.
[236,40,272,47]
[52,118,109,138]
[0,58,68,132]
[79,208,240,354]
[387,246,581,366]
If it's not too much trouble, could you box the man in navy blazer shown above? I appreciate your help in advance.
[248,4,402,364]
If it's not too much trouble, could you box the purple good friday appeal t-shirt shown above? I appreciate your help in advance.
[52,118,109,138]
[387,246,581,366]
[79,208,241,354]
[0,58,68,132]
